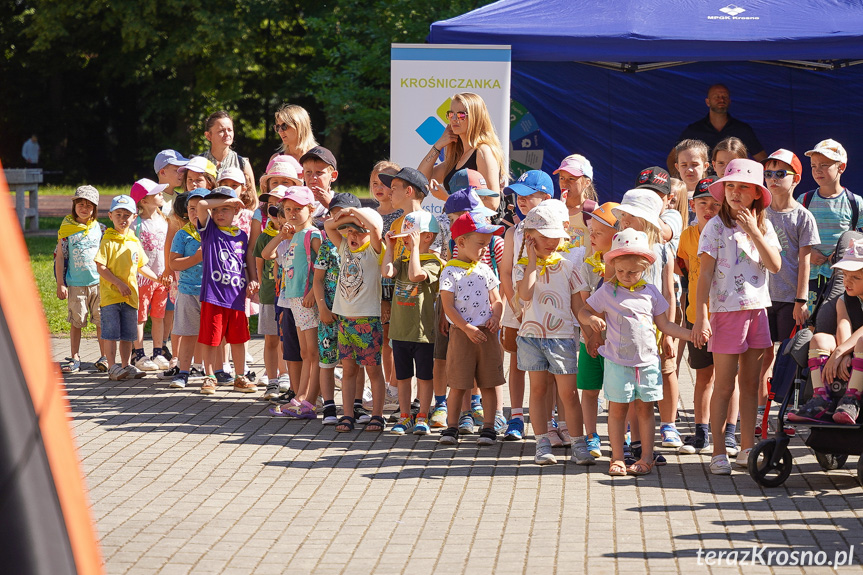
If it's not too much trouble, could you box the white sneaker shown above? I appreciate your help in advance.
[534,436,557,465]
[383,387,399,411]
[245,351,254,364]
[277,373,291,392]
[108,364,124,380]
[734,448,752,468]
[152,354,170,370]
[222,362,233,374]
[134,355,158,371]
[362,386,374,409]
[710,454,732,475]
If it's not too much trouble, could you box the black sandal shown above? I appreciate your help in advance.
[335,416,355,433]
[365,415,386,432]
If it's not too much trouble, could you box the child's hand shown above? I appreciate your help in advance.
[736,207,759,236]
[585,315,606,334]
[246,280,259,296]
[57,284,68,300]
[811,250,829,266]
[793,301,810,326]
[381,300,391,324]
[384,230,397,249]
[279,223,295,238]
[320,307,336,325]
[587,333,603,358]
[159,271,173,287]
[405,230,420,249]
[464,324,487,344]
[116,281,132,297]
[484,314,500,332]
[302,290,316,308]
[438,311,450,337]
[692,317,711,348]
[823,350,850,383]
[524,235,537,261]
[661,335,676,359]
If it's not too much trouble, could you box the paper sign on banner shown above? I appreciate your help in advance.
[390,44,511,220]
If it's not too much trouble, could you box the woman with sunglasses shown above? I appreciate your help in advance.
[270,104,320,166]
[418,92,507,210]
[202,110,257,196]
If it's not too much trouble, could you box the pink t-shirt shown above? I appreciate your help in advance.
[586,282,669,367]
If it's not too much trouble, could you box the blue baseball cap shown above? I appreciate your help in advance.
[186,188,210,199]
[206,186,238,200]
[444,189,496,218]
[504,170,554,197]
[109,195,136,213]
[153,149,189,174]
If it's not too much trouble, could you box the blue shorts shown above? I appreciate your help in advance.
[101,302,138,342]
[166,298,175,312]
[603,358,662,404]
[516,335,579,375]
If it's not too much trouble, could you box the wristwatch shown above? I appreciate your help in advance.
[794,298,807,303]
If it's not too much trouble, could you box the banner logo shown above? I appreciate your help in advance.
[719,4,745,16]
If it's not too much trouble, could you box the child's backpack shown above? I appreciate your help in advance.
[801,188,860,231]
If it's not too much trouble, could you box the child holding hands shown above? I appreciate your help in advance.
[692,159,781,474]
[579,229,692,476]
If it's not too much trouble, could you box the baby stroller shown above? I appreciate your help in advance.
[749,230,863,487]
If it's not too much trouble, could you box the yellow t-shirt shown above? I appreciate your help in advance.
[677,225,703,324]
[94,228,149,308]
[568,211,588,249]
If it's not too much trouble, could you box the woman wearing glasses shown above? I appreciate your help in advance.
[270,104,320,166]
[418,92,507,211]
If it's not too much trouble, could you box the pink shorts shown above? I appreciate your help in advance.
[138,281,168,323]
[708,309,772,355]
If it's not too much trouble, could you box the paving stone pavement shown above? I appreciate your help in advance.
[53,336,863,574]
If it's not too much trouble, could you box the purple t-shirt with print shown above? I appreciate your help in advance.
[199,217,248,311]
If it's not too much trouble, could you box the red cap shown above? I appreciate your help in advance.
[765,149,803,175]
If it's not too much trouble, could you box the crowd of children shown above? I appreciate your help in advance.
[57,116,863,475]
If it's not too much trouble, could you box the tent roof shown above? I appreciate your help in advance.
[429,0,863,67]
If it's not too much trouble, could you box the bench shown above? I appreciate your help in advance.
[5,169,42,231]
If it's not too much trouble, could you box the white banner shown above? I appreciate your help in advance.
[390,44,511,218]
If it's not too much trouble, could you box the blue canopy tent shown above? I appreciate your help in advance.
[429,0,863,201]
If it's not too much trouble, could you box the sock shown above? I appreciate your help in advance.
[557,420,569,431]
[548,419,556,430]
[536,433,547,442]
[134,348,144,359]
[808,349,830,392]
[435,395,447,407]
[387,384,398,394]
[470,394,481,408]
[495,409,504,420]
[660,421,674,429]
[400,412,410,419]
[511,408,524,420]
[724,423,736,442]
[696,423,709,442]
[416,413,428,422]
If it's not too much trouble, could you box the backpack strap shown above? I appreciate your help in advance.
[303,229,316,296]
[801,190,815,209]
[844,293,863,332]
[844,188,859,231]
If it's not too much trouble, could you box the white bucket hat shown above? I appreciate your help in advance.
[605,228,656,264]
[612,188,663,231]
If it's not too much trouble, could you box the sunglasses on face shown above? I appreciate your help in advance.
[764,170,796,179]
[273,123,291,133]
[446,110,468,122]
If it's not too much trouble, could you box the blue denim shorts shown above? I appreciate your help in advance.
[101,302,138,342]
[603,358,663,404]
[516,335,579,375]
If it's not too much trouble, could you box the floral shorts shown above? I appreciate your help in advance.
[337,316,383,366]
[288,296,319,331]
[318,318,339,368]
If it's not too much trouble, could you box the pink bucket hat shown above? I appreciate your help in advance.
[260,155,303,190]
[833,239,863,272]
[707,158,772,206]
[604,228,656,264]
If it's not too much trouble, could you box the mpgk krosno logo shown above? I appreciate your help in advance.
[708,4,759,20]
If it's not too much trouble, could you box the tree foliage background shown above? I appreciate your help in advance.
[0,0,492,185]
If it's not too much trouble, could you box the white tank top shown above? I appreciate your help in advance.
[502,222,525,329]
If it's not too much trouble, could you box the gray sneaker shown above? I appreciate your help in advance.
[277,373,291,392]
[263,381,280,400]
[571,436,596,465]
[534,436,557,465]
[169,372,188,389]
[107,364,124,380]
[120,364,145,379]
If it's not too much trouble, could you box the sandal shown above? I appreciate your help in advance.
[94,356,110,372]
[653,452,667,466]
[609,460,627,476]
[335,416,355,433]
[626,459,655,476]
[365,415,386,432]
[60,358,80,373]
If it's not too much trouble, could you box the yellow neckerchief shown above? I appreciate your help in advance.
[350,240,371,253]
[585,251,605,275]
[181,222,201,243]
[401,251,445,266]
[557,239,577,253]
[517,251,563,275]
[217,225,240,237]
[103,227,138,245]
[613,279,647,296]
[262,221,279,237]
[445,258,480,275]
[58,215,97,240]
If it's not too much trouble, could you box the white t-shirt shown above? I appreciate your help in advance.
[136,213,168,280]
[501,222,525,329]
[332,240,382,317]
[586,282,668,367]
[514,258,581,339]
[697,217,780,313]
[439,262,499,327]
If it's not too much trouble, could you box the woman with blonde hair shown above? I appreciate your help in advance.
[271,103,320,164]
[419,92,507,210]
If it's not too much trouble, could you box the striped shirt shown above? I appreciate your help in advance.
[797,188,863,278]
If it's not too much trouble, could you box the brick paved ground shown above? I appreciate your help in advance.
[54,336,863,574]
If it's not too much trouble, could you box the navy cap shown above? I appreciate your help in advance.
[504,170,554,197]
[636,166,671,195]
[328,192,363,211]
[299,146,337,170]
[379,167,429,196]
[693,176,718,199]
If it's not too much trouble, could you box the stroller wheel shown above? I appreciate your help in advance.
[814,452,848,471]
[749,439,793,487]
